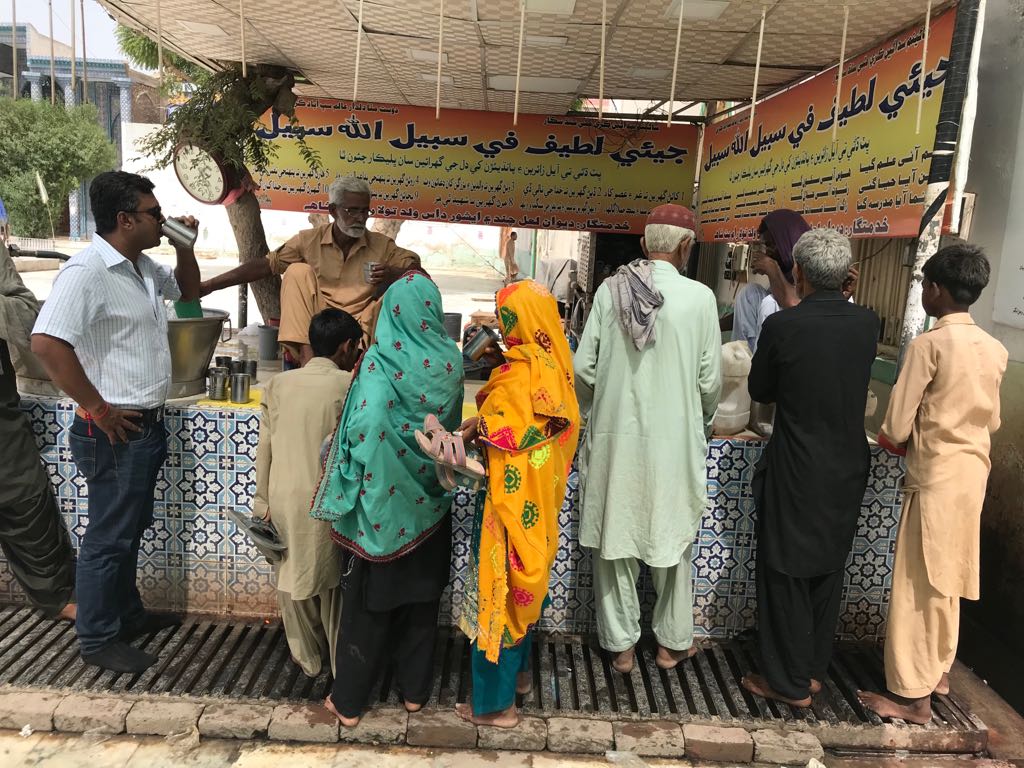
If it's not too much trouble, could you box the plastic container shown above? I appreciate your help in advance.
[443,312,462,342]
[714,341,753,436]
[258,324,279,360]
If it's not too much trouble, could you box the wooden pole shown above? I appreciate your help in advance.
[748,7,766,139]
[80,0,88,104]
[667,0,684,125]
[11,0,17,99]
[69,0,76,103]
[48,0,56,106]
[513,0,525,125]
[435,0,444,118]
[353,0,364,102]
[832,5,849,142]
[239,0,247,78]
[598,0,606,119]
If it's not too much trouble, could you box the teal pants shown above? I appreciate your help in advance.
[470,631,533,715]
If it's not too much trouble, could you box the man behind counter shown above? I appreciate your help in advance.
[200,176,421,363]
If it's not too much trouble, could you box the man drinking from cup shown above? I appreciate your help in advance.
[199,176,421,364]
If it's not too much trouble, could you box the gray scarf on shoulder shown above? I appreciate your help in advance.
[606,258,664,351]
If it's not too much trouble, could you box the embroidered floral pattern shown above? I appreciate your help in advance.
[533,329,553,352]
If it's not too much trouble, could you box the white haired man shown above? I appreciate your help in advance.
[741,228,879,708]
[574,204,722,673]
[201,176,421,361]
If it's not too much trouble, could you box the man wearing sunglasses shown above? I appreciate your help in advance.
[199,175,421,365]
[31,171,201,673]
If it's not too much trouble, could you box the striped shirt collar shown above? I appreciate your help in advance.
[92,233,146,271]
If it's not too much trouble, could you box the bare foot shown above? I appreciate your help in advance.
[810,678,823,695]
[455,702,519,728]
[656,644,698,670]
[934,672,950,696]
[857,690,932,725]
[516,670,533,696]
[57,603,77,622]
[404,701,423,713]
[612,647,635,674]
[741,673,812,708]
[323,695,360,728]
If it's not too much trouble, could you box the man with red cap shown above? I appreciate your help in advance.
[574,204,721,673]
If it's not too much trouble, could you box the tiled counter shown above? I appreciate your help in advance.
[0,395,904,641]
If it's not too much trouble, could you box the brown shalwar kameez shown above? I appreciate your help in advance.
[880,313,1007,697]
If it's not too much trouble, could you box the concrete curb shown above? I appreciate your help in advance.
[3,684,991,762]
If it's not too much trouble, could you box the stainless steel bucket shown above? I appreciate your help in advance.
[168,309,232,398]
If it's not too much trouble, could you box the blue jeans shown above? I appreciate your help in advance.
[68,414,167,654]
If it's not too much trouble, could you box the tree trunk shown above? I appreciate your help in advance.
[225,189,281,322]
[371,218,404,240]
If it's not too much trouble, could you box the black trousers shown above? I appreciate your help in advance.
[331,581,441,718]
[755,556,844,701]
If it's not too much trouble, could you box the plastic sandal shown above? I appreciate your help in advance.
[414,415,486,483]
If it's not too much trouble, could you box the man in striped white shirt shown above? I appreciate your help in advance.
[31,171,200,673]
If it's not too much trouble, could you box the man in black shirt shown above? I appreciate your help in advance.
[742,228,879,707]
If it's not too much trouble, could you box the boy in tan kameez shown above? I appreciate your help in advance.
[859,244,1007,724]
[254,309,362,677]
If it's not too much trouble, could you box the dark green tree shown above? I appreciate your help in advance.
[0,100,117,238]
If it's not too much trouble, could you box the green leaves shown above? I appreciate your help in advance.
[0,100,117,237]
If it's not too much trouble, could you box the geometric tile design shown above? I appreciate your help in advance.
[1,396,902,641]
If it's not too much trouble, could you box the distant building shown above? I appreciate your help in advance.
[0,23,160,238]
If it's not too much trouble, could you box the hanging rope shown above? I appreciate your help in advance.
[435,0,444,118]
[916,0,933,134]
[667,0,684,126]
[80,0,88,104]
[353,0,365,102]
[833,4,849,142]
[239,0,247,78]
[513,0,525,125]
[747,6,766,139]
[598,0,606,119]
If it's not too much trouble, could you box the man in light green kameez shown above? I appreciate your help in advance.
[574,204,721,674]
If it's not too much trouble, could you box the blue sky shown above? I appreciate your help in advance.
[0,1,123,62]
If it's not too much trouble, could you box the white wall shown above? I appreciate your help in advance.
[965,0,1024,363]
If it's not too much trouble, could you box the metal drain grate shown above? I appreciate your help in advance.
[0,604,985,735]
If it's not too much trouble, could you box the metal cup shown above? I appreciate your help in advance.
[161,217,199,249]
[464,326,500,361]
[215,356,232,369]
[363,261,381,284]
[208,370,229,401]
[230,373,251,404]
[230,360,246,374]
[244,359,258,378]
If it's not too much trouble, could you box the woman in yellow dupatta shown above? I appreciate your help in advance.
[455,280,579,727]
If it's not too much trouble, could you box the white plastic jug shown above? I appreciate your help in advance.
[714,341,753,435]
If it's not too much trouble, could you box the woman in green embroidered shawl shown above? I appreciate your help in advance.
[312,271,464,727]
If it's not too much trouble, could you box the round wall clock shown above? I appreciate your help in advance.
[173,144,229,205]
